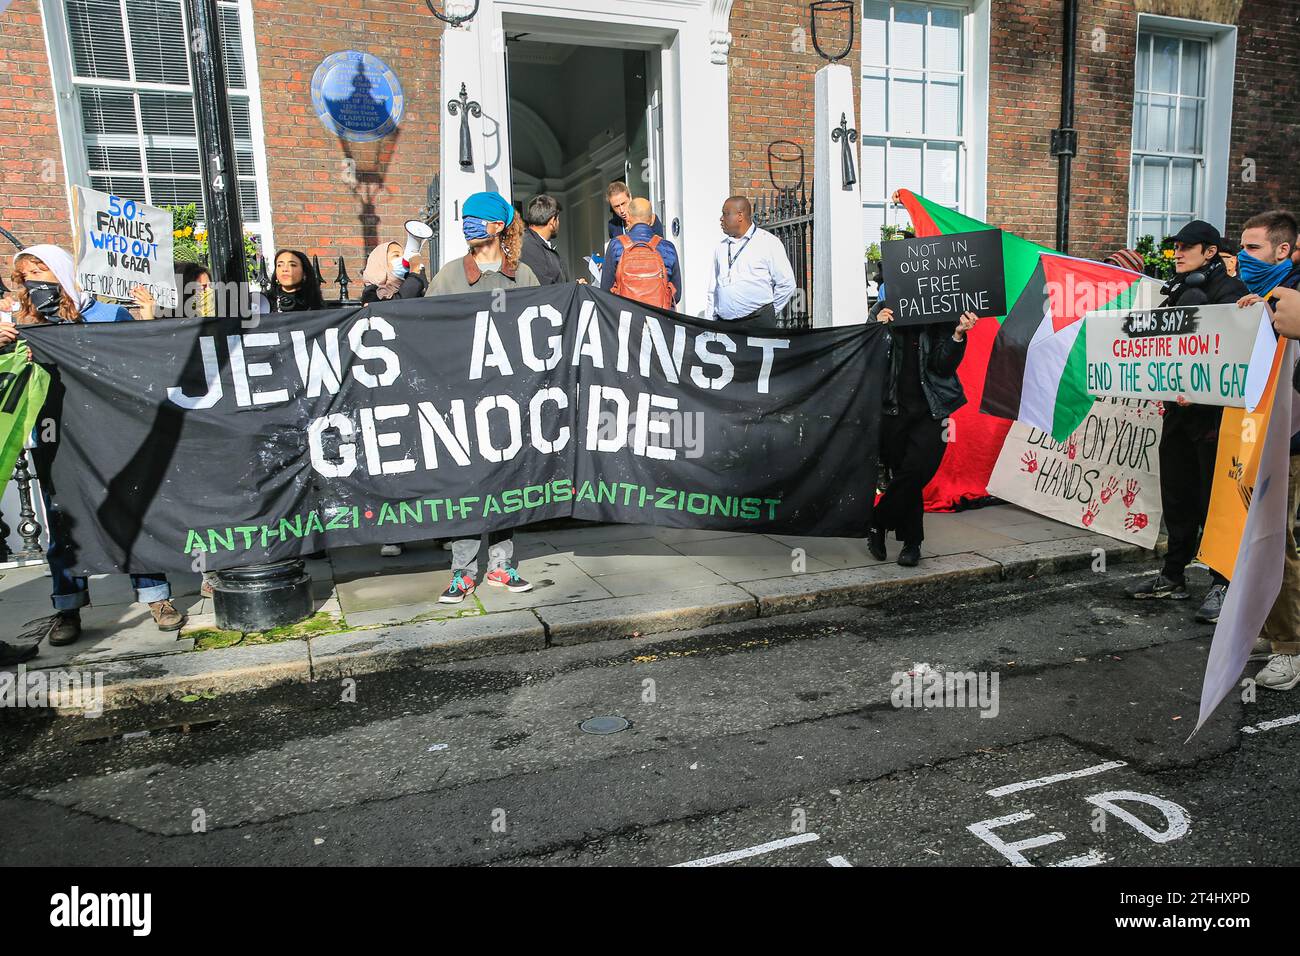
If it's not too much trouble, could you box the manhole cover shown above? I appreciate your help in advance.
[580,716,629,735]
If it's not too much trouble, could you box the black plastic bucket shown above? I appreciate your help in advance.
[211,561,313,632]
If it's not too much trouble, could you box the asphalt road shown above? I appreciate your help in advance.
[2,562,1297,868]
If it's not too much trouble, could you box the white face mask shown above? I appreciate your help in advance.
[390,256,409,278]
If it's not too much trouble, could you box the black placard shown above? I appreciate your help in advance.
[880,228,1006,327]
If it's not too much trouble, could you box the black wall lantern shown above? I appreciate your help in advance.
[424,0,479,27]
[767,139,806,194]
[831,112,858,190]
[809,1,855,63]
[447,82,482,169]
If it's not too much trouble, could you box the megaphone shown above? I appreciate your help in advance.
[403,219,433,261]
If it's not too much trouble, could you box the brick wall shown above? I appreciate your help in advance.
[249,0,440,270]
[1225,0,1300,236]
[0,0,74,257]
[7,0,1299,280]
[727,1,859,204]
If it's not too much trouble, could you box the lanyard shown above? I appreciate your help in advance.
[726,231,755,271]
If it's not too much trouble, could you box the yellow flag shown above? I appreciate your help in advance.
[1198,338,1287,578]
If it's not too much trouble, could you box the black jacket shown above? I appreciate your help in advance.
[1158,258,1249,440]
[870,300,968,420]
[520,228,570,286]
[360,273,426,303]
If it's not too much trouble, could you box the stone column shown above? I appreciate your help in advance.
[813,64,867,328]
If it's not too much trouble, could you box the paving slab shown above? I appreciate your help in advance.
[535,584,758,646]
[563,537,693,577]
[764,533,890,571]
[309,610,547,680]
[917,513,1023,556]
[670,533,837,581]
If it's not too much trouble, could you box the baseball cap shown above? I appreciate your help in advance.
[1171,220,1222,249]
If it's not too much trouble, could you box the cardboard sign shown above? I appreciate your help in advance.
[1084,302,1276,408]
[880,228,1006,326]
[988,398,1164,549]
[72,186,177,308]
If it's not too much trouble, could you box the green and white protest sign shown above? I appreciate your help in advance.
[0,349,50,492]
[72,185,177,309]
[1084,302,1276,409]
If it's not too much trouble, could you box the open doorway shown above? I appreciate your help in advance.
[506,36,662,282]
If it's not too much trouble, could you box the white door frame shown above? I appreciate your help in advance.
[440,0,736,316]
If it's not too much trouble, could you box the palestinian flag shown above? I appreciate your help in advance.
[983,254,1155,439]
[898,189,1154,442]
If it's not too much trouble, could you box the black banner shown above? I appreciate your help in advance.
[880,228,1006,326]
[22,285,887,573]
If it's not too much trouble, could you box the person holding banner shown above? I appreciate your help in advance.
[360,238,428,559]
[1234,213,1300,690]
[2,245,186,646]
[428,191,537,602]
[1125,221,1247,622]
[867,301,977,567]
[269,249,325,312]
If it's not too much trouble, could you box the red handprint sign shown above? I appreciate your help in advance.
[1082,500,1100,527]
[1125,512,1149,532]
[1100,476,1119,504]
[1067,436,1079,460]
[1021,452,1038,474]
[1122,479,1140,509]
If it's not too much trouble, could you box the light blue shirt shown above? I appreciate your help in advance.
[705,224,797,320]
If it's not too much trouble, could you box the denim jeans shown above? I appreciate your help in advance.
[43,493,170,611]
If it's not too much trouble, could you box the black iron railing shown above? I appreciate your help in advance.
[753,186,813,329]
[1,449,44,565]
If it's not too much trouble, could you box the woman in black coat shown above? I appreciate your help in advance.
[269,249,324,312]
[868,301,978,567]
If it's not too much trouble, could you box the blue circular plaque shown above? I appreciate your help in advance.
[311,51,404,142]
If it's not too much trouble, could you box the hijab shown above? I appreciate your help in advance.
[362,242,405,300]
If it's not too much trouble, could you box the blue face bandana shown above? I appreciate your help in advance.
[463,217,490,242]
[1237,249,1295,296]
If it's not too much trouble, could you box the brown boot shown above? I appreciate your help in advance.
[149,600,187,632]
[48,611,83,647]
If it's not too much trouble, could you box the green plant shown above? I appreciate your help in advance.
[866,242,882,263]
[164,203,262,278]
[1134,233,1177,280]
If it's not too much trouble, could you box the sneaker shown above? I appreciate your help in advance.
[380,543,404,557]
[48,611,83,647]
[867,528,887,562]
[200,573,216,598]
[1195,584,1227,624]
[897,543,920,568]
[149,600,187,632]
[1255,653,1300,691]
[1125,573,1189,600]
[0,640,39,665]
[439,571,476,604]
[1249,636,1274,663]
[485,566,533,593]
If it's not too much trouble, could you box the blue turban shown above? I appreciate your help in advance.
[462,191,515,227]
